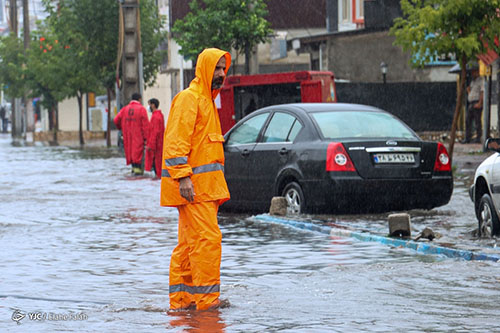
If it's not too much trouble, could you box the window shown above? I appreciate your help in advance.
[354,0,364,22]
[338,0,364,31]
[341,0,351,23]
[262,112,302,143]
[288,119,303,142]
[310,111,418,140]
[226,113,269,145]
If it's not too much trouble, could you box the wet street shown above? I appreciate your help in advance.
[2,133,500,332]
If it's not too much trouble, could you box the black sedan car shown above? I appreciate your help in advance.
[221,103,453,214]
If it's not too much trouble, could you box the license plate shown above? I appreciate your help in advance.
[373,153,415,164]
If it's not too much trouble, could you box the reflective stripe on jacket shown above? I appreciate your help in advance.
[160,48,231,206]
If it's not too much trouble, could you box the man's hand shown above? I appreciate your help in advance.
[179,177,195,202]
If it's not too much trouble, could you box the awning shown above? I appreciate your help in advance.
[477,36,499,66]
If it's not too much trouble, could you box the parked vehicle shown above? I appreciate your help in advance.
[221,103,453,214]
[469,138,500,237]
[217,71,337,134]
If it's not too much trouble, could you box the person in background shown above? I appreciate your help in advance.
[0,105,6,133]
[113,93,149,175]
[161,48,231,311]
[145,98,164,178]
[464,68,484,144]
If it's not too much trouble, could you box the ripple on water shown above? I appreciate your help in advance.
[1,135,499,332]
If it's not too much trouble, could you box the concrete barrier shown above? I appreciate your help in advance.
[252,214,500,262]
[269,196,287,216]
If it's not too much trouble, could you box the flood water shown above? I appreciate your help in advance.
[1,133,500,332]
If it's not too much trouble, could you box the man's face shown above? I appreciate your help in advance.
[211,56,226,90]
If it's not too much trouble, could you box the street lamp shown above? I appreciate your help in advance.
[380,62,388,84]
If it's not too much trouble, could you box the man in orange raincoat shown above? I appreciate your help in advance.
[161,48,231,311]
[145,98,164,178]
[114,93,149,175]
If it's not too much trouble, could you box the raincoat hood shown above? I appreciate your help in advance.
[191,48,231,100]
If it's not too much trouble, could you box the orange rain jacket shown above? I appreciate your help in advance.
[145,109,165,178]
[160,48,231,206]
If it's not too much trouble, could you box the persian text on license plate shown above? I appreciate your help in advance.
[373,153,415,164]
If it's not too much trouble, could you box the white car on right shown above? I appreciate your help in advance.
[470,138,500,237]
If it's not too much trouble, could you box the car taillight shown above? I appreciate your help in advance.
[434,142,451,171]
[326,142,356,172]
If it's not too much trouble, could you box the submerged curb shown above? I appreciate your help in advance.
[253,214,500,262]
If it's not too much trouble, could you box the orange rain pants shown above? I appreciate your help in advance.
[169,200,221,310]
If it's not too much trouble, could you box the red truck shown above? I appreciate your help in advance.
[216,70,337,134]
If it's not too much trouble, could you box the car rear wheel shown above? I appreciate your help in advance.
[478,193,500,238]
[282,182,305,215]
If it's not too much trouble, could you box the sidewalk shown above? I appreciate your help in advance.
[452,142,490,179]
[25,130,120,148]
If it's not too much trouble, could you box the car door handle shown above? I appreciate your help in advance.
[241,149,250,157]
[279,147,289,155]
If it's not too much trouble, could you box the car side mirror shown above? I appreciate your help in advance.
[485,138,500,152]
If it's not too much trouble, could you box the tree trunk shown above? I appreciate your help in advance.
[106,87,112,147]
[77,92,84,146]
[448,54,467,163]
[244,43,250,75]
[52,104,58,144]
[11,97,16,138]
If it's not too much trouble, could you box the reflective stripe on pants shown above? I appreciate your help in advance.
[169,201,221,310]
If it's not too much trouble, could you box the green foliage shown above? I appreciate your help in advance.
[390,0,500,158]
[0,34,27,99]
[0,0,166,106]
[67,0,165,89]
[139,0,167,87]
[70,0,120,90]
[172,0,272,61]
[41,0,98,99]
[390,0,500,67]
[26,26,71,110]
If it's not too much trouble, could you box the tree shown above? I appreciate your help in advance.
[172,0,272,73]
[26,27,73,143]
[0,34,30,139]
[43,0,99,146]
[52,0,165,146]
[0,0,166,145]
[0,35,27,100]
[390,0,500,160]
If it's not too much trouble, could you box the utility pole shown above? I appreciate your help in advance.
[23,0,33,137]
[9,0,19,138]
[121,0,141,104]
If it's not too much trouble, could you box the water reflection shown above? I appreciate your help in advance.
[167,309,226,332]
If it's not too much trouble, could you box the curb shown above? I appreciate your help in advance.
[253,214,500,262]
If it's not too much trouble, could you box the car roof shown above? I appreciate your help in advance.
[258,103,386,113]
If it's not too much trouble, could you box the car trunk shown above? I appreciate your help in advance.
[343,141,438,179]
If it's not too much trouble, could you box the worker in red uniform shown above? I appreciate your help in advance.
[114,93,149,175]
[161,48,231,311]
[145,98,165,178]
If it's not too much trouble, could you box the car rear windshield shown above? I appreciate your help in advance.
[310,111,418,140]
